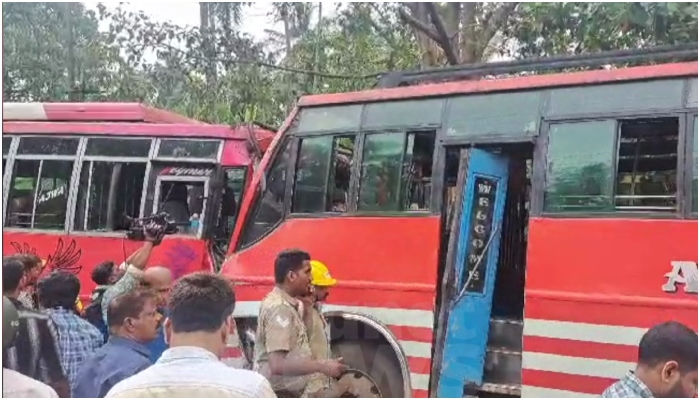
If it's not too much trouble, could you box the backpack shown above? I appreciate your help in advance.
[83,289,109,343]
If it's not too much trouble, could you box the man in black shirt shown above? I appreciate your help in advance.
[2,258,69,397]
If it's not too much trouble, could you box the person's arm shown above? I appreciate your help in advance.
[263,305,326,377]
[101,227,162,323]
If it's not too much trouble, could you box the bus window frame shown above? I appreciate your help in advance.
[4,135,83,233]
[537,108,693,219]
[152,138,224,163]
[153,175,211,239]
[2,136,20,221]
[72,148,153,233]
[285,129,438,218]
[289,133,360,215]
[684,113,698,218]
[1,134,245,237]
[236,135,296,251]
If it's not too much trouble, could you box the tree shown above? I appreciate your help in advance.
[2,3,133,101]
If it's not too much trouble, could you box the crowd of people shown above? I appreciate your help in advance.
[1,224,697,398]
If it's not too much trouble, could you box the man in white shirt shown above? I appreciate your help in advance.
[105,272,275,398]
[2,296,58,398]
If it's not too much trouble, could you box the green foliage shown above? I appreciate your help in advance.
[3,2,697,127]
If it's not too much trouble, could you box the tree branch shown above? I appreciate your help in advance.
[482,2,520,47]
[397,7,442,44]
[426,3,459,65]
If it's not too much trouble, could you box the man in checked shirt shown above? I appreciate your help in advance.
[37,271,103,394]
[602,321,697,398]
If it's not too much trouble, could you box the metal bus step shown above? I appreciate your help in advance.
[487,318,523,352]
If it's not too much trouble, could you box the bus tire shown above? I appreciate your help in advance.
[332,340,405,398]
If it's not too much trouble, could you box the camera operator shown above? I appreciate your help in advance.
[100,223,165,327]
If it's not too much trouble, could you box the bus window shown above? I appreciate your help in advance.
[17,137,79,156]
[328,136,356,212]
[155,179,209,236]
[157,139,220,160]
[291,135,356,214]
[615,118,679,212]
[292,136,332,213]
[6,159,74,229]
[358,131,434,212]
[73,161,147,231]
[85,138,152,158]
[239,138,293,248]
[544,120,617,212]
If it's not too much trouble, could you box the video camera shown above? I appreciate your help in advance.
[124,212,178,242]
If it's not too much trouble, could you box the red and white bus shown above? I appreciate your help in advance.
[2,102,274,303]
[221,48,698,398]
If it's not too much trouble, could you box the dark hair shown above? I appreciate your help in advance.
[168,272,235,333]
[37,271,80,310]
[11,254,42,272]
[274,249,311,284]
[638,321,698,373]
[91,261,115,286]
[2,258,25,293]
[107,290,156,328]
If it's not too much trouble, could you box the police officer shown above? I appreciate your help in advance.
[254,249,346,397]
[299,261,353,398]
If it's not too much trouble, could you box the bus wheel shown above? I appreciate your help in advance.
[332,340,405,398]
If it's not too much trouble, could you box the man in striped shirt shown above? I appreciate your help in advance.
[2,258,69,397]
[602,321,698,398]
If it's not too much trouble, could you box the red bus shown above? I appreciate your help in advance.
[2,102,274,304]
[222,48,698,398]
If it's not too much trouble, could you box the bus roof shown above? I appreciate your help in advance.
[2,102,205,124]
[2,121,275,143]
[298,61,698,107]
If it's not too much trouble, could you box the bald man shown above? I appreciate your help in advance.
[141,266,173,363]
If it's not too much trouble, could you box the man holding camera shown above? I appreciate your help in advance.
[98,223,173,362]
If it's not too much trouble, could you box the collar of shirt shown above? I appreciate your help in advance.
[108,336,151,359]
[617,371,654,398]
[156,346,218,365]
[273,286,300,308]
[45,306,74,315]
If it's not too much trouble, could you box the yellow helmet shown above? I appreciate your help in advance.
[310,260,337,287]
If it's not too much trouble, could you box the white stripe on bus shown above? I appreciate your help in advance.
[233,301,434,328]
[523,351,634,379]
[400,340,432,359]
[521,385,597,398]
[410,372,430,391]
[524,318,646,346]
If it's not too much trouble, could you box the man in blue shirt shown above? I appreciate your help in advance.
[72,289,160,398]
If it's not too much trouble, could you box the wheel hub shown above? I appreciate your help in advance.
[337,368,382,398]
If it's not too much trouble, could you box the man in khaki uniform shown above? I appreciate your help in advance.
[254,249,346,398]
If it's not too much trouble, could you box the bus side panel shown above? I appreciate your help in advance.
[222,215,441,396]
[521,217,698,398]
[3,231,211,302]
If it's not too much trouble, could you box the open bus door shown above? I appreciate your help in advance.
[436,148,509,398]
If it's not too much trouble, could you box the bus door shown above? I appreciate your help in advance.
[437,148,509,398]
